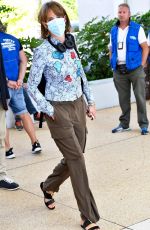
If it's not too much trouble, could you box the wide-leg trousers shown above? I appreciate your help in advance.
[43,96,100,223]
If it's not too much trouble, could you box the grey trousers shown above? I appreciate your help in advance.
[43,96,100,223]
[0,103,6,180]
[113,66,149,128]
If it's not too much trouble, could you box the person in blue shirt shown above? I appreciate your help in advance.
[0,20,42,157]
[109,3,149,135]
[27,1,100,230]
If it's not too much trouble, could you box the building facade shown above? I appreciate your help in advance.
[77,0,150,28]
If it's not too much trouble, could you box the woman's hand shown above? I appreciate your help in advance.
[45,114,55,121]
[86,104,96,120]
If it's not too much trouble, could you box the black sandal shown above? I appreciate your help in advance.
[40,182,55,210]
[81,219,100,230]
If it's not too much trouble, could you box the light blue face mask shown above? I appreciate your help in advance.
[47,18,65,37]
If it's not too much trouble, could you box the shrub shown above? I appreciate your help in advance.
[19,37,42,82]
[76,17,116,81]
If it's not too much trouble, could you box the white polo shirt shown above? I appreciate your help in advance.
[109,26,147,64]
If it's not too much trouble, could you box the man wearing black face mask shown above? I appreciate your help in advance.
[0,43,19,190]
[109,3,149,135]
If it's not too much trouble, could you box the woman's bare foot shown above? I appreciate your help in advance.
[40,182,55,210]
[44,191,55,209]
[80,219,100,229]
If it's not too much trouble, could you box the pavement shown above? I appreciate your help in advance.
[0,102,150,230]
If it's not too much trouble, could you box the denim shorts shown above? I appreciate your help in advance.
[8,87,27,115]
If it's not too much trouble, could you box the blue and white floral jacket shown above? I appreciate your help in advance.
[27,37,94,116]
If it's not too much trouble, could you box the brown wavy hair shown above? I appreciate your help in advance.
[38,1,71,39]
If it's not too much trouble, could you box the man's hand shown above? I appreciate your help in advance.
[17,79,23,89]
[141,42,149,67]
[7,80,18,89]
[86,104,96,120]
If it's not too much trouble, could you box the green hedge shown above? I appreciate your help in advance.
[20,37,42,82]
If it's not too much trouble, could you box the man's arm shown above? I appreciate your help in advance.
[140,42,149,67]
[17,50,27,87]
[108,34,112,60]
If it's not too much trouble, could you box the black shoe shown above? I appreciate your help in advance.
[0,177,19,190]
[32,141,42,154]
[5,148,16,159]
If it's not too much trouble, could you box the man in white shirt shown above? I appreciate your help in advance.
[109,3,149,135]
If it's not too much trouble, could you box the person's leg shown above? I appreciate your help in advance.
[0,104,7,179]
[113,70,131,128]
[9,88,42,153]
[130,66,149,129]
[43,97,100,223]
[54,136,100,223]
[15,115,23,131]
[20,113,36,143]
[5,128,15,159]
[0,103,19,190]
[43,158,69,192]
[19,113,41,152]
[43,98,87,193]
[43,97,87,192]
[5,128,11,151]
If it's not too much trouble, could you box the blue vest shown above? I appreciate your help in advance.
[110,21,142,70]
[0,32,21,81]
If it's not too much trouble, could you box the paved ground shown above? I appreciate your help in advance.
[0,102,150,230]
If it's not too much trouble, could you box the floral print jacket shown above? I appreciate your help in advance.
[27,37,94,116]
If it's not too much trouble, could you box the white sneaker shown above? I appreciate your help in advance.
[0,177,19,190]
[5,148,16,159]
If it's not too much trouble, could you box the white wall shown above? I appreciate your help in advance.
[77,0,150,28]
[77,0,114,28]
[89,79,135,110]
[129,0,150,15]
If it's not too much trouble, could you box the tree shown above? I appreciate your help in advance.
[0,0,16,24]
[60,0,78,20]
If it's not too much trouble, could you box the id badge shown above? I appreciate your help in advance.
[118,42,123,50]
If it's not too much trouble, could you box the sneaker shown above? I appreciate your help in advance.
[0,177,19,190]
[141,127,149,135]
[112,124,131,133]
[15,120,23,131]
[32,141,42,154]
[6,148,16,159]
